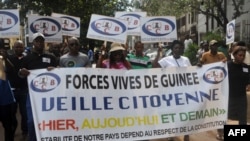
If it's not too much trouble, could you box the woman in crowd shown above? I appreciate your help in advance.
[227,45,250,125]
[96,42,131,70]
[153,40,191,68]
[153,40,191,141]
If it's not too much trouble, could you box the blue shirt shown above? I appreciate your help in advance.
[0,79,15,105]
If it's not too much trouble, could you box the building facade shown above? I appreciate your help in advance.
[177,0,250,45]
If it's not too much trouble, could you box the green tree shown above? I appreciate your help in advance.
[136,0,248,33]
[202,31,224,42]
[184,43,199,65]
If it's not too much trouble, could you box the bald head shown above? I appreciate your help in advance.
[13,40,24,56]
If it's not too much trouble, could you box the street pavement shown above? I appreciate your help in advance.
[1,92,250,141]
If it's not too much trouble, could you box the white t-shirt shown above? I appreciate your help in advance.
[158,55,191,68]
[184,39,193,51]
[59,52,91,67]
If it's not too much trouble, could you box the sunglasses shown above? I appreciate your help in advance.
[112,50,123,56]
[34,38,45,42]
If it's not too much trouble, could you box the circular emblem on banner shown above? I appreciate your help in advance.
[226,22,235,39]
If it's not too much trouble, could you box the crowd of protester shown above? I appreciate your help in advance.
[1,33,250,141]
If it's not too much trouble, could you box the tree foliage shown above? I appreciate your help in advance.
[0,0,132,46]
[136,0,248,33]
[132,0,190,17]
[183,43,199,65]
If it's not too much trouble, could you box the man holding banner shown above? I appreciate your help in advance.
[18,32,58,141]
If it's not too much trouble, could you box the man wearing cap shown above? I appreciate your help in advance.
[18,32,58,141]
[197,40,227,66]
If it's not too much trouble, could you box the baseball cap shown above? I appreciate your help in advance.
[209,40,218,46]
[32,32,45,41]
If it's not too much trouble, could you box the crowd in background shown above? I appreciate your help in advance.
[1,33,250,141]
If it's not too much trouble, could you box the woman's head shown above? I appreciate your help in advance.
[109,42,125,61]
[170,40,184,58]
[232,46,246,63]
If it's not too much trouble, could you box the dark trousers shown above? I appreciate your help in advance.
[12,89,28,135]
[228,96,247,124]
[26,94,37,141]
[0,103,15,141]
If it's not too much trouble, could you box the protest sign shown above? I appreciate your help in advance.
[140,16,177,43]
[28,62,228,141]
[115,12,146,36]
[87,14,128,44]
[52,13,80,37]
[28,15,62,42]
[0,9,20,38]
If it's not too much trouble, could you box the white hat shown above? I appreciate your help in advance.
[32,32,45,40]
[209,40,218,46]
[109,42,124,53]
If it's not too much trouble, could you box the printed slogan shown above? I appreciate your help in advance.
[28,62,228,141]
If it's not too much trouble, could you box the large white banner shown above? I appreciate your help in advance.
[87,14,128,44]
[0,9,20,38]
[52,13,80,37]
[28,62,228,141]
[115,12,147,36]
[28,15,62,43]
[140,16,177,43]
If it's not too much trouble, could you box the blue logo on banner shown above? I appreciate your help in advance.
[61,16,79,31]
[30,73,61,93]
[203,66,227,84]
[0,11,18,31]
[91,18,126,36]
[142,18,175,36]
[119,13,141,30]
[30,18,61,36]
[226,22,235,39]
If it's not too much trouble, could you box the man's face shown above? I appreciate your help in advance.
[51,43,61,55]
[135,43,144,54]
[0,48,6,57]
[210,43,218,52]
[172,44,183,56]
[68,38,80,54]
[33,37,45,52]
[13,42,24,56]
[203,43,209,50]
